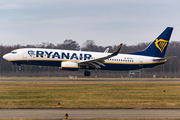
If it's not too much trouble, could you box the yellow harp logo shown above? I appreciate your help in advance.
[155,39,168,53]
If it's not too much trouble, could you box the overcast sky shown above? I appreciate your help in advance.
[0,0,180,47]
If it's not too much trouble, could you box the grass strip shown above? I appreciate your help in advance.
[0,81,180,108]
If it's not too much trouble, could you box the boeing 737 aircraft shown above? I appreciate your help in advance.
[3,27,173,76]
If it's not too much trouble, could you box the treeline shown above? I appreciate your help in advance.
[0,39,179,78]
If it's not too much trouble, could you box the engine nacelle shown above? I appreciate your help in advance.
[61,61,78,71]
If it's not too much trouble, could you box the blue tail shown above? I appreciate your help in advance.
[130,27,173,57]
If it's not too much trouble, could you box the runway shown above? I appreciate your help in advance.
[0,78,180,82]
[1,109,180,119]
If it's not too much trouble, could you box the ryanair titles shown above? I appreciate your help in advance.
[28,50,92,60]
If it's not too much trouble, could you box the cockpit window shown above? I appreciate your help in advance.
[11,51,17,54]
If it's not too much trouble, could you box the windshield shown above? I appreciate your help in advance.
[11,51,17,54]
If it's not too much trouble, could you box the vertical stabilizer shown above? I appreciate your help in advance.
[131,27,173,57]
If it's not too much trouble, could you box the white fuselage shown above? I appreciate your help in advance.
[3,48,165,71]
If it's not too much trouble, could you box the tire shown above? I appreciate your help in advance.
[84,71,91,76]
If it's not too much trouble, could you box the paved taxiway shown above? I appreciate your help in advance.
[1,109,180,119]
[0,78,180,82]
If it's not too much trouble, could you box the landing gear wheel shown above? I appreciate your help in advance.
[84,71,91,76]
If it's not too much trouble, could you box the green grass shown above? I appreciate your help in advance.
[0,81,180,108]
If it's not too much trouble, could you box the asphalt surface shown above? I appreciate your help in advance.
[0,109,180,119]
[0,78,180,82]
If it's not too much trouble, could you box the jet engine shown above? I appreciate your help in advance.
[61,61,78,71]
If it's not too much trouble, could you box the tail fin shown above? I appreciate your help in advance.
[130,27,173,57]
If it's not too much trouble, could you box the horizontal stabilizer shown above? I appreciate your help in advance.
[153,56,176,61]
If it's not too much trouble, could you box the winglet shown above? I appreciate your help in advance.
[111,43,122,56]
[104,48,109,53]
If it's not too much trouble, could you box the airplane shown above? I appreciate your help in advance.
[3,27,174,76]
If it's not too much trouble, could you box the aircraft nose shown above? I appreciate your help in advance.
[3,54,9,61]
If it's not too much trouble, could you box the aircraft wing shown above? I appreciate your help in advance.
[78,44,122,69]
[153,56,176,61]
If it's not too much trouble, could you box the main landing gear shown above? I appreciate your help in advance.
[84,70,91,76]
